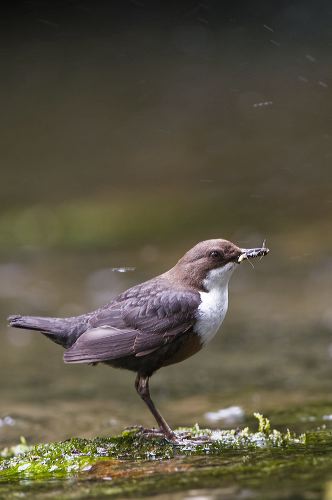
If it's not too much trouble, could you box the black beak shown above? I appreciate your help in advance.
[238,246,270,263]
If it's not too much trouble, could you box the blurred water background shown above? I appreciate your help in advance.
[1,0,332,453]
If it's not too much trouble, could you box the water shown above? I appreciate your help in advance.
[1,2,332,497]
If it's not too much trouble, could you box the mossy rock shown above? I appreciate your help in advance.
[0,415,310,481]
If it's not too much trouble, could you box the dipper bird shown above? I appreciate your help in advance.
[8,239,269,442]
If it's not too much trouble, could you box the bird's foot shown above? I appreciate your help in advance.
[171,431,212,446]
[142,428,212,446]
[141,428,168,439]
[127,426,169,440]
[125,426,212,446]
[128,427,184,444]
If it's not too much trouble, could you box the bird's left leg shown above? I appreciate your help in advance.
[135,373,178,442]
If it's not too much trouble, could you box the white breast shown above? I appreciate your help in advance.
[194,262,236,346]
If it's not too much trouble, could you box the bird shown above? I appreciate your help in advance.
[8,238,269,443]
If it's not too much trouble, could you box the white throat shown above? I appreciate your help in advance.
[194,262,237,346]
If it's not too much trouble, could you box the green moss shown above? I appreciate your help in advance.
[254,412,271,434]
[0,416,310,482]
[0,420,332,499]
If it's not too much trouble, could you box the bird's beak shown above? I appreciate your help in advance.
[238,246,270,263]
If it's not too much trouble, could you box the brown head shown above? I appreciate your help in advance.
[166,239,269,291]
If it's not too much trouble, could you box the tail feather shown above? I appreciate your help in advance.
[8,314,71,336]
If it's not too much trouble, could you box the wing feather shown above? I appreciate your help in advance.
[63,327,137,363]
[64,280,201,364]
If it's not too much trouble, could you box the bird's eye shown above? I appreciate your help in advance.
[209,250,221,258]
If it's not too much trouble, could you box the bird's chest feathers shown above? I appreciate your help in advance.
[194,284,229,345]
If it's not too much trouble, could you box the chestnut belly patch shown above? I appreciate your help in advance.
[161,332,203,367]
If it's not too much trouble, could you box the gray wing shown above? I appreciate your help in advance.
[63,282,201,364]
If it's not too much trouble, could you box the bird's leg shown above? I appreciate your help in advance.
[135,374,177,442]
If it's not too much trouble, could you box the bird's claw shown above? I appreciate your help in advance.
[132,426,212,445]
